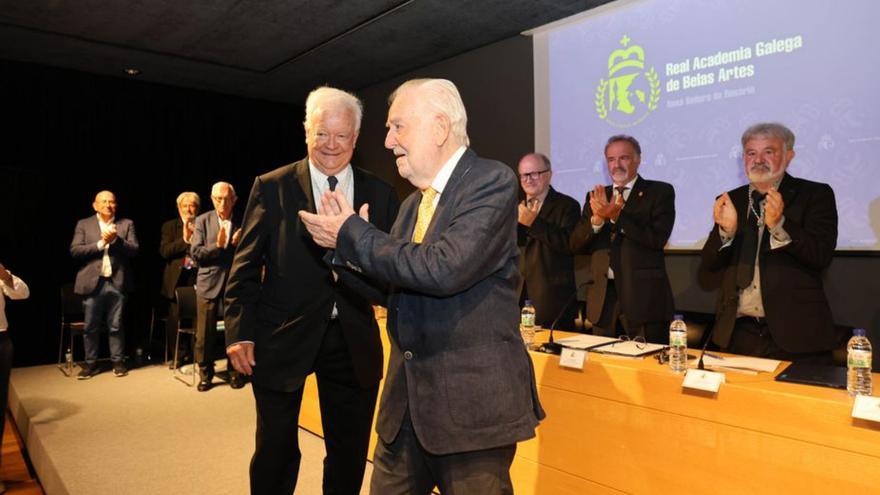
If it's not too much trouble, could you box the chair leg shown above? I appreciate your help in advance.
[172,329,195,387]
[57,323,71,377]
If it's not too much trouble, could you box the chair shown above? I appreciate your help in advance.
[147,298,170,365]
[172,286,198,386]
[57,283,85,376]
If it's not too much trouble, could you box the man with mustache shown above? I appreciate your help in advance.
[700,123,838,361]
[570,135,675,344]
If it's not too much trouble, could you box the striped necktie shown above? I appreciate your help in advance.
[412,188,438,243]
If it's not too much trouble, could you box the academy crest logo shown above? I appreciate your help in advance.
[595,35,661,128]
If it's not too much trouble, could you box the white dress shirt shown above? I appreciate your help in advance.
[0,273,29,332]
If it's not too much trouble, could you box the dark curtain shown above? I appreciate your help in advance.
[0,59,306,366]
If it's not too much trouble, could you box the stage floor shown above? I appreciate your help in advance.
[9,361,368,494]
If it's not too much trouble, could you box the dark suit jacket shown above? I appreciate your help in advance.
[334,149,545,455]
[224,159,399,392]
[70,216,139,295]
[570,176,675,326]
[517,187,580,329]
[159,218,195,300]
[699,173,838,353]
[190,210,240,301]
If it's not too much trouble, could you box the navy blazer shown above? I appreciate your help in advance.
[335,149,545,455]
[190,210,240,300]
[70,216,139,295]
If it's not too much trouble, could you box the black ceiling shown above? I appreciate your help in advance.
[0,0,610,104]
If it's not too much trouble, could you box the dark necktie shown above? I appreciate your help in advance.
[736,190,765,289]
[327,176,338,192]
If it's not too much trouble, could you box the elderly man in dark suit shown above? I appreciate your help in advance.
[70,190,139,379]
[517,152,581,331]
[190,182,241,392]
[570,135,676,344]
[225,87,399,494]
[159,191,200,365]
[700,122,838,362]
[301,78,545,494]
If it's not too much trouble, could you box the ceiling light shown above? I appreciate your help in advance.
[123,68,142,76]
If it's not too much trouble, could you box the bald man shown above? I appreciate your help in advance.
[70,190,139,379]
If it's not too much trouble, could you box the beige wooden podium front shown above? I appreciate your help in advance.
[298,323,880,494]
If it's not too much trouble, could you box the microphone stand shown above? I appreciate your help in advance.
[538,282,590,355]
[696,318,718,370]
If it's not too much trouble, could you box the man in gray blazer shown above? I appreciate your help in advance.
[190,182,242,391]
[301,78,545,494]
[70,190,139,379]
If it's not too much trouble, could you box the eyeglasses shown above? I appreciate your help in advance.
[612,335,647,350]
[518,169,550,182]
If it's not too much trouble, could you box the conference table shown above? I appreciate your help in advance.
[298,320,880,494]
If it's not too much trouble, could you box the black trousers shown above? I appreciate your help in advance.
[593,280,668,344]
[250,320,378,495]
[0,332,12,462]
[725,316,833,364]
[370,411,516,495]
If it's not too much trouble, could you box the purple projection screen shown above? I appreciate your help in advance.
[532,0,879,250]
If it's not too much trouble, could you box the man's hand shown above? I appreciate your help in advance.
[517,199,539,227]
[227,342,256,375]
[102,225,118,244]
[590,185,623,222]
[299,191,360,249]
[713,192,738,233]
[183,221,195,243]
[231,228,242,247]
[764,187,784,229]
[216,225,227,248]
[0,263,12,286]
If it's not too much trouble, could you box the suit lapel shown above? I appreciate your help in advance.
[416,148,473,242]
[294,159,316,214]
[352,167,367,210]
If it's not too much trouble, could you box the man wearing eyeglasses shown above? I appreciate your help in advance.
[570,135,675,344]
[517,153,580,331]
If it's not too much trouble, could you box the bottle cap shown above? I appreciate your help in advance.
[853,328,867,337]
[673,314,684,320]
[525,299,533,305]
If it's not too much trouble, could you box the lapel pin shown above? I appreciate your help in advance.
[638,191,644,197]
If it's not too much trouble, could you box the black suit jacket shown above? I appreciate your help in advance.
[335,149,545,455]
[570,176,675,325]
[517,187,580,329]
[159,218,195,300]
[699,173,838,353]
[70,216,139,295]
[224,159,399,392]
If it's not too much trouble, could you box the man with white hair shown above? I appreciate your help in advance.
[225,87,399,494]
[159,191,200,365]
[300,79,545,494]
[190,182,241,391]
[700,122,838,361]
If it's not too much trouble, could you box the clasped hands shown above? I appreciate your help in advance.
[299,191,370,249]
[713,187,784,233]
[589,185,623,225]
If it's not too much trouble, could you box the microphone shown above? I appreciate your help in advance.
[538,282,590,355]
[696,317,719,371]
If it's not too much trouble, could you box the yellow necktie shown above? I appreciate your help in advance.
[412,188,438,243]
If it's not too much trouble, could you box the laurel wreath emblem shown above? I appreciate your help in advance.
[645,67,661,110]
[594,79,608,119]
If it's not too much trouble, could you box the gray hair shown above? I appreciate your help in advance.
[741,123,795,152]
[176,191,200,208]
[604,135,642,156]
[304,86,363,134]
[211,182,236,197]
[389,79,470,147]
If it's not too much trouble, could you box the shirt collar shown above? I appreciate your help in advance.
[429,146,467,195]
[96,214,115,226]
[308,160,353,187]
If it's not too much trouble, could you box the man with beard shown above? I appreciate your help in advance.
[700,122,838,361]
[570,135,675,344]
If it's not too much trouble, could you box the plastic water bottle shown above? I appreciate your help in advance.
[847,328,873,397]
[520,300,536,346]
[65,348,73,371]
[669,314,688,372]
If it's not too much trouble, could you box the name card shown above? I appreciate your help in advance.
[683,369,725,393]
[559,348,587,370]
[852,395,880,422]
